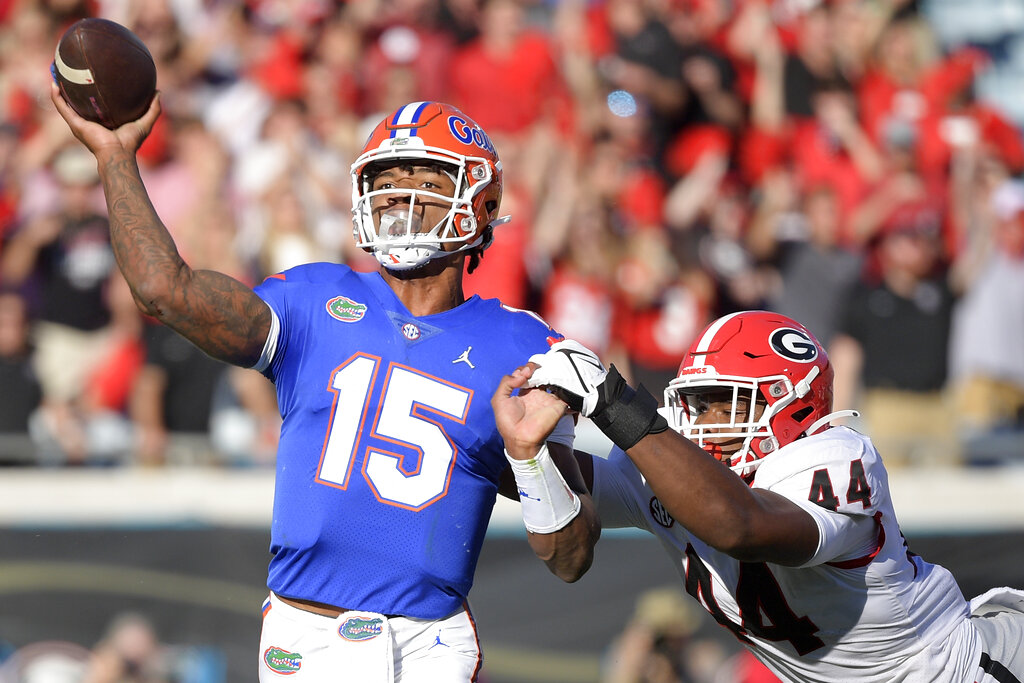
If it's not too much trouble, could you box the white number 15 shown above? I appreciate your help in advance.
[315,354,472,511]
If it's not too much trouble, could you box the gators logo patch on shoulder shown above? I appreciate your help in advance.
[326,295,367,323]
[264,646,302,675]
[339,616,384,641]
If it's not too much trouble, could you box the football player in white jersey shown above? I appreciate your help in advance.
[493,310,1024,682]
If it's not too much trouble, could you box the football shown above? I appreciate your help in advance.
[51,17,157,130]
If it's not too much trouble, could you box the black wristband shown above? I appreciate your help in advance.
[590,365,670,451]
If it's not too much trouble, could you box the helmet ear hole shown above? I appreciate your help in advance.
[791,406,813,423]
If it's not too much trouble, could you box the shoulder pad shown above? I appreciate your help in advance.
[754,428,886,516]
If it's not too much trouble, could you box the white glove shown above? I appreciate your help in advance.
[527,340,607,417]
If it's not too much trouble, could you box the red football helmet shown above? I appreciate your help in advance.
[664,310,853,476]
[350,101,507,270]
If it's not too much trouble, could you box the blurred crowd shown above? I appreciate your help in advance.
[601,585,780,683]
[0,0,1022,469]
[0,612,225,683]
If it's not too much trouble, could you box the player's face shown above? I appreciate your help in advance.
[369,163,459,246]
[690,389,765,462]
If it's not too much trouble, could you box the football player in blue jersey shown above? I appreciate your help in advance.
[53,84,599,682]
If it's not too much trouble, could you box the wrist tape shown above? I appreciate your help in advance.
[506,443,582,534]
[591,364,669,451]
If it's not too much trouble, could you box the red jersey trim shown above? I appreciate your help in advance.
[826,511,885,569]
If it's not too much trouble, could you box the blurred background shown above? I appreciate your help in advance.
[0,0,1023,681]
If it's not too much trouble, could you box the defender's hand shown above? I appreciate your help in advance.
[526,340,607,417]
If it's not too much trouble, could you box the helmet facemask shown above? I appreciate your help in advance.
[351,151,495,271]
[665,370,813,478]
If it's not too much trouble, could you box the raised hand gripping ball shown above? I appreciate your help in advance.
[51,18,157,129]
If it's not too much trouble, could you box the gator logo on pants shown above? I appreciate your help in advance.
[264,646,302,675]
[339,616,384,641]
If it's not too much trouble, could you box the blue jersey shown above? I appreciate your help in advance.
[254,263,559,619]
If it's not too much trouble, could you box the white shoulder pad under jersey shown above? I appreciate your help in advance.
[754,427,882,514]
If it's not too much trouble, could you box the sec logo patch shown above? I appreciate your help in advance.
[649,497,675,528]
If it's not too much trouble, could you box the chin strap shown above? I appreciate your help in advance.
[793,365,820,398]
[805,410,860,437]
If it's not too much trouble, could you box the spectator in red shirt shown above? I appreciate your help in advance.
[790,83,884,236]
[535,164,622,359]
[358,1,456,117]
[449,0,573,137]
[857,16,990,178]
[612,229,714,395]
[849,114,948,251]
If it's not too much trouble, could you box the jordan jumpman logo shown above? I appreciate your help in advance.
[453,346,475,369]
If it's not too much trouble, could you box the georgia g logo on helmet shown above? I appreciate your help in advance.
[769,327,817,363]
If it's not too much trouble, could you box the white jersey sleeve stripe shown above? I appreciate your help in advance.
[251,306,281,373]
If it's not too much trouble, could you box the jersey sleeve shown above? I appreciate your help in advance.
[591,447,652,532]
[789,497,879,567]
[250,304,281,375]
[252,272,293,380]
[753,428,887,567]
[252,262,354,381]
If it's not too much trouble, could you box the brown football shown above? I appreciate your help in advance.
[51,18,157,129]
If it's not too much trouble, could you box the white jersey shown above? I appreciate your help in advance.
[593,427,985,682]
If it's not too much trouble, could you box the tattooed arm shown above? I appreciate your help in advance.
[51,84,270,368]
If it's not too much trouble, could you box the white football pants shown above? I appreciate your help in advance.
[258,592,483,682]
